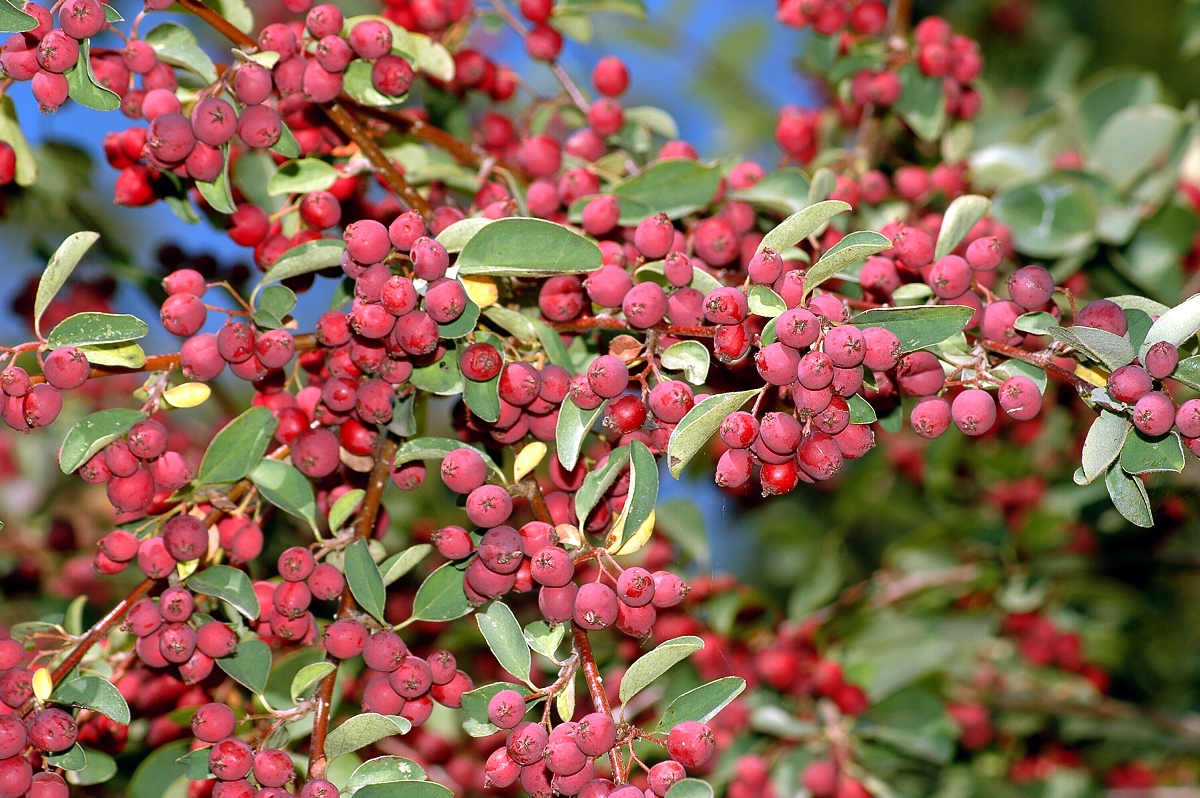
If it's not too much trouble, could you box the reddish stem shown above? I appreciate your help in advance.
[977,339,1094,394]
[551,318,717,338]
[308,435,401,780]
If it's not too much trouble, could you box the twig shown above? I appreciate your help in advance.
[551,318,718,338]
[308,435,401,780]
[977,339,1094,395]
[886,0,914,37]
[571,625,623,778]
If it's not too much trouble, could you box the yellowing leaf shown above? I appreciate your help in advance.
[609,509,655,556]
[462,275,498,308]
[556,523,585,549]
[514,442,547,482]
[163,382,212,408]
[1075,363,1108,387]
[32,667,52,701]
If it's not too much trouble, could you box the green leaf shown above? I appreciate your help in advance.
[575,445,631,524]
[461,682,532,737]
[935,195,991,260]
[667,389,761,477]
[1091,105,1182,193]
[848,394,877,424]
[0,96,36,186]
[50,676,130,724]
[196,145,236,214]
[1105,463,1153,528]
[1173,355,1200,390]
[0,0,37,32]
[58,408,144,474]
[68,747,117,786]
[483,305,537,343]
[268,158,338,196]
[523,620,565,660]
[461,335,502,424]
[438,293,480,339]
[666,779,713,798]
[329,489,365,532]
[47,743,87,771]
[1121,430,1185,474]
[660,341,710,384]
[127,740,190,798]
[65,39,120,111]
[393,438,503,480]
[355,780,453,798]
[381,544,431,586]
[145,21,218,82]
[1014,311,1057,335]
[436,217,493,253]
[623,105,678,137]
[856,687,956,764]
[187,566,260,621]
[255,239,346,294]
[850,306,975,353]
[606,440,658,553]
[992,175,1097,258]
[269,121,301,158]
[290,662,336,704]
[346,539,387,623]
[1109,294,1172,316]
[992,359,1047,394]
[78,341,146,368]
[411,562,474,622]
[655,676,746,732]
[46,312,148,349]
[807,168,837,205]
[559,0,646,18]
[410,32,453,81]
[249,459,319,532]
[804,231,892,299]
[344,58,405,106]
[456,218,602,277]
[1081,411,1132,484]
[35,232,100,337]
[326,713,412,762]
[620,635,704,705]
[1140,292,1200,360]
[532,318,575,374]
[175,746,213,780]
[477,602,532,685]
[347,756,428,794]
[894,63,946,141]
[1125,308,1154,353]
[1049,325,1135,371]
[758,200,851,254]
[409,344,463,396]
[197,407,279,485]
[255,285,297,330]
[556,397,607,472]
[727,168,811,215]
[612,159,721,224]
[217,639,272,695]
[746,285,786,319]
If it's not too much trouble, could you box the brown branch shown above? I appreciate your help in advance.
[50,577,155,687]
[26,334,319,386]
[321,103,435,219]
[887,0,914,37]
[977,338,1095,395]
[551,318,718,338]
[571,624,623,778]
[171,0,431,219]
[308,434,401,780]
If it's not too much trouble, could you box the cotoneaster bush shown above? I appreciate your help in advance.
[0,0,1197,797]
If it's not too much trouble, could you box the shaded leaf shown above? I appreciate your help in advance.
[58,408,144,474]
[411,562,473,622]
[249,459,319,532]
[1049,325,1135,370]
[50,676,130,724]
[187,566,260,621]
[575,445,631,524]
[1105,464,1153,528]
[217,639,272,695]
[556,397,607,472]
[1120,430,1185,474]
[197,407,278,485]
[345,539,387,623]
[667,389,761,477]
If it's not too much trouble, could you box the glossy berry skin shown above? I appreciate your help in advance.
[666,721,716,768]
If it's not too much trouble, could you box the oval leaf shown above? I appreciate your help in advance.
[804,231,892,299]
[47,312,148,348]
[290,662,336,703]
[935,195,991,260]
[1140,292,1200,360]
[456,218,602,277]
[660,341,710,385]
[655,676,747,732]
[197,407,279,485]
[604,440,658,554]
[58,408,144,474]
[217,639,272,695]
[325,713,412,762]
[187,565,260,621]
[256,239,346,292]
[620,635,704,705]
[249,459,319,532]
[575,446,631,525]
[381,544,431,586]
[667,389,761,477]
[35,230,101,337]
[411,562,474,622]
[145,22,218,82]
[346,539,387,623]
[1049,325,1136,371]
[1105,463,1153,528]
[50,676,130,724]
[850,306,974,353]
[759,200,850,254]
[556,397,607,472]
[477,601,532,685]
[347,756,427,793]
[1120,430,1185,474]
[268,158,338,196]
